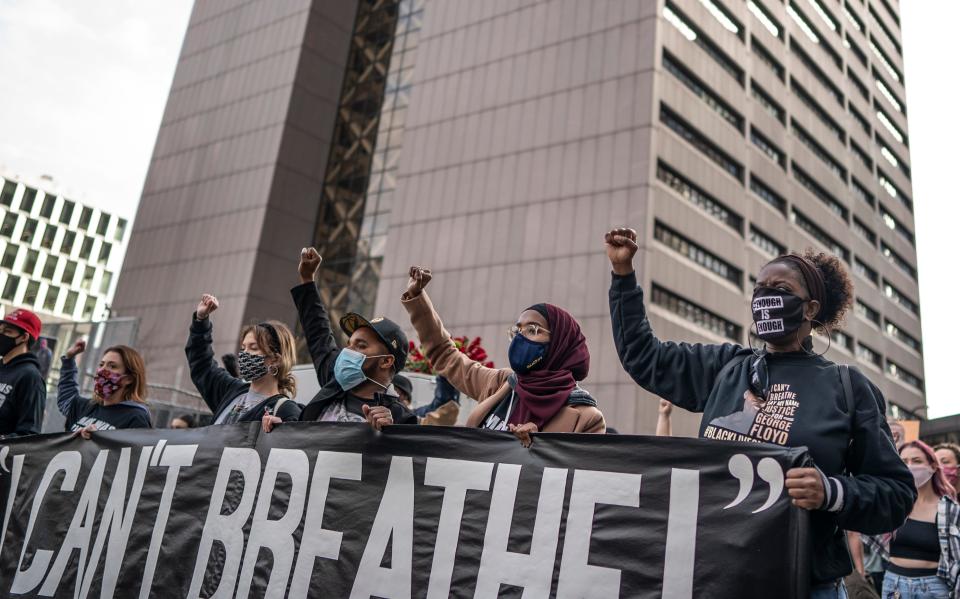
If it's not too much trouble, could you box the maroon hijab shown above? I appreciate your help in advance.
[508,304,590,429]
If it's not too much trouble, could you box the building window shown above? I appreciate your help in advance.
[82,296,97,320]
[843,2,864,33]
[750,80,785,124]
[20,187,37,212]
[750,126,786,168]
[791,121,847,182]
[654,221,742,287]
[662,52,744,132]
[855,342,882,368]
[656,161,743,232]
[792,165,848,221]
[878,170,912,212]
[792,209,850,261]
[78,206,93,230]
[23,280,40,306]
[848,103,871,137]
[0,243,17,269]
[40,195,56,219]
[651,284,742,341]
[1,275,19,301]
[697,0,744,40]
[885,319,921,352]
[40,224,57,250]
[750,225,785,257]
[43,286,60,312]
[660,105,744,182]
[62,290,79,316]
[880,206,915,246]
[59,200,75,225]
[61,260,77,286]
[847,69,869,102]
[851,217,876,245]
[114,218,127,242]
[886,361,923,392]
[23,249,39,276]
[59,230,76,255]
[875,105,907,146]
[790,79,846,143]
[41,255,58,280]
[880,242,917,281]
[832,330,853,351]
[883,279,919,315]
[850,177,875,208]
[96,213,110,236]
[877,135,911,179]
[868,4,902,56]
[853,257,879,286]
[873,70,904,114]
[20,218,38,244]
[855,299,881,326]
[749,175,787,214]
[747,0,782,39]
[81,266,95,290]
[844,33,867,67]
[0,180,15,206]
[99,271,113,295]
[80,236,95,260]
[0,213,18,238]
[787,1,842,69]
[98,242,112,264]
[850,139,873,172]
[869,35,902,83]
[789,37,843,106]
[663,3,745,85]
[751,36,785,81]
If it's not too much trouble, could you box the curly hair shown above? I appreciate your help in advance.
[772,248,854,333]
[239,321,298,398]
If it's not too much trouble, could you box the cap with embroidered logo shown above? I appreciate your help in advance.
[339,313,408,373]
[1,308,42,341]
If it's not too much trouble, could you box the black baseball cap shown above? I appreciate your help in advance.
[392,374,413,398]
[340,313,408,372]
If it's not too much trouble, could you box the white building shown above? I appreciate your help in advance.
[0,168,130,323]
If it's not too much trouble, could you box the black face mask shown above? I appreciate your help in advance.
[751,287,808,342]
[0,333,24,357]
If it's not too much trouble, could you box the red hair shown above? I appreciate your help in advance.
[900,440,957,500]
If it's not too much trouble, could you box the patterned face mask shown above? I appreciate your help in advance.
[95,368,125,400]
[237,351,269,382]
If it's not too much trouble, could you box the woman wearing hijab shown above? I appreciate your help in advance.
[365,266,604,444]
[605,227,914,598]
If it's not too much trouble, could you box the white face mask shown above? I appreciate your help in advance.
[908,464,934,489]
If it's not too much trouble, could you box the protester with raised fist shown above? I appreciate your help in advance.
[388,265,604,447]
[261,247,416,433]
[0,308,46,438]
[58,339,152,437]
[186,293,301,424]
[655,398,673,437]
[605,227,914,595]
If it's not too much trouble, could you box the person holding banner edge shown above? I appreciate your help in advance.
[186,294,302,424]
[605,227,914,597]
[368,265,605,445]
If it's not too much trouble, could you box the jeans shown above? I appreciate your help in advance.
[882,571,950,598]
[811,579,848,599]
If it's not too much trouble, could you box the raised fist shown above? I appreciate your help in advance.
[604,228,639,275]
[196,294,219,320]
[66,339,87,359]
[405,266,433,299]
[298,247,323,284]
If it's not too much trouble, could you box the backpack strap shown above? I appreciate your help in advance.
[273,396,289,413]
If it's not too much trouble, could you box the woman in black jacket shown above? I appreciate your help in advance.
[186,294,302,424]
[605,228,915,597]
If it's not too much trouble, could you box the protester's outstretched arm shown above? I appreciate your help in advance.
[290,247,339,387]
[185,294,246,413]
[57,339,87,424]
[606,228,741,413]
[401,267,507,401]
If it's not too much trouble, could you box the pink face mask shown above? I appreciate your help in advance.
[942,465,959,487]
[95,368,125,400]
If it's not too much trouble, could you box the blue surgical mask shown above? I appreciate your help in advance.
[334,348,391,391]
[508,334,548,374]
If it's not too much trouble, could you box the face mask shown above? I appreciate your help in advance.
[752,287,808,341]
[95,369,125,400]
[237,351,269,382]
[941,465,958,487]
[908,464,935,489]
[0,333,23,357]
[508,334,548,374]
[334,348,391,391]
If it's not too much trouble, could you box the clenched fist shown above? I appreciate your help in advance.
[604,228,639,276]
[299,247,323,284]
[404,266,433,299]
[196,294,219,320]
[65,338,87,360]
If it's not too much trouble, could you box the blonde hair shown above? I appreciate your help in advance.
[239,321,297,398]
[95,345,148,404]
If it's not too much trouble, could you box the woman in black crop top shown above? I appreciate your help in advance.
[883,440,960,598]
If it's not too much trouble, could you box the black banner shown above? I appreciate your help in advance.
[0,423,810,598]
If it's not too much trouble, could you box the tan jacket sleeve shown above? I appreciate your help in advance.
[402,290,509,402]
[575,406,607,433]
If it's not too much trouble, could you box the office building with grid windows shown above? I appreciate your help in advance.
[117,0,923,429]
[0,169,129,323]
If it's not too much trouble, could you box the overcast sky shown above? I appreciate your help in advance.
[0,1,954,417]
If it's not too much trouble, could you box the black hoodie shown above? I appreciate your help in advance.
[0,352,46,438]
[609,272,916,584]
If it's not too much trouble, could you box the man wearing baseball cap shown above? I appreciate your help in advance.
[0,308,47,438]
[261,248,417,432]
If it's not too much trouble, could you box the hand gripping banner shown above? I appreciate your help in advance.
[0,423,811,598]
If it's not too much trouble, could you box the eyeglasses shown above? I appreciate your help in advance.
[508,323,551,340]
